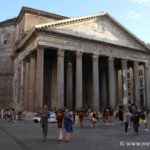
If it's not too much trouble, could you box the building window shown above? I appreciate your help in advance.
[127,72,130,78]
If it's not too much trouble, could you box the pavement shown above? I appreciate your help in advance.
[0,118,150,150]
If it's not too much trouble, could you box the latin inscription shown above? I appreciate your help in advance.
[66,40,148,62]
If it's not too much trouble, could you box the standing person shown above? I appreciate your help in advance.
[132,106,140,135]
[108,107,114,125]
[91,110,98,127]
[118,106,124,126]
[139,106,148,131]
[123,107,132,134]
[103,108,110,125]
[79,110,84,127]
[74,110,79,125]
[8,108,16,123]
[8,108,13,122]
[56,109,64,142]
[40,105,50,142]
[89,109,94,126]
[64,108,73,143]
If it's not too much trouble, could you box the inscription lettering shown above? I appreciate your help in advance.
[66,40,148,62]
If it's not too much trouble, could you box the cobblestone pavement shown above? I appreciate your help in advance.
[0,118,150,150]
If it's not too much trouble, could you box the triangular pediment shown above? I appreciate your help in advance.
[36,13,149,51]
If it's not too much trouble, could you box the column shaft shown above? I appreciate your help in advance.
[108,57,116,108]
[24,58,30,110]
[66,62,73,109]
[28,53,36,111]
[92,54,99,110]
[35,48,44,111]
[17,63,21,104]
[51,63,57,110]
[76,52,83,109]
[57,49,64,109]
[101,69,107,109]
[19,61,24,111]
[122,59,128,106]
[133,62,140,106]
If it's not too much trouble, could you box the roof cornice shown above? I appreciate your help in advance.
[17,6,69,23]
[0,17,17,27]
[0,7,69,27]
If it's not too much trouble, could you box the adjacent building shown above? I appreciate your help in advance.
[0,7,150,112]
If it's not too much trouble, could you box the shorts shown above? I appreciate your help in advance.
[139,118,147,125]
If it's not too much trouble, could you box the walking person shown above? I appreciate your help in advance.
[56,109,64,142]
[123,107,132,134]
[64,108,73,143]
[131,106,140,135]
[40,105,50,142]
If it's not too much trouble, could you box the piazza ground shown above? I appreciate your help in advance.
[0,118,150,150]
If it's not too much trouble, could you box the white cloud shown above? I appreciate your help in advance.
[127,11,143,20]
[133,0,150,6]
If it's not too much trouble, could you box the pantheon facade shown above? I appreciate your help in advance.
[0,7,150,112]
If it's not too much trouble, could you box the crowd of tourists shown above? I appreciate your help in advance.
[39,104,149,142]
[0,104,149,143]
[0,107,22,122]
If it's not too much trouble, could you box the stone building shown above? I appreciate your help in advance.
[0,7,150,112]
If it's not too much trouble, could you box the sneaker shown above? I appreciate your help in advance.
[145,128,149,131]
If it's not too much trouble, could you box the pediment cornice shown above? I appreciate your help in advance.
[36,12,106,29]
[36,12,149,51]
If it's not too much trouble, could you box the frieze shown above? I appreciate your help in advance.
[66,40,149,62]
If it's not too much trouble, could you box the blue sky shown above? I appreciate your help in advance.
[0,0,150,43]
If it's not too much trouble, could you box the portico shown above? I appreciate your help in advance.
[13,11,150,112]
